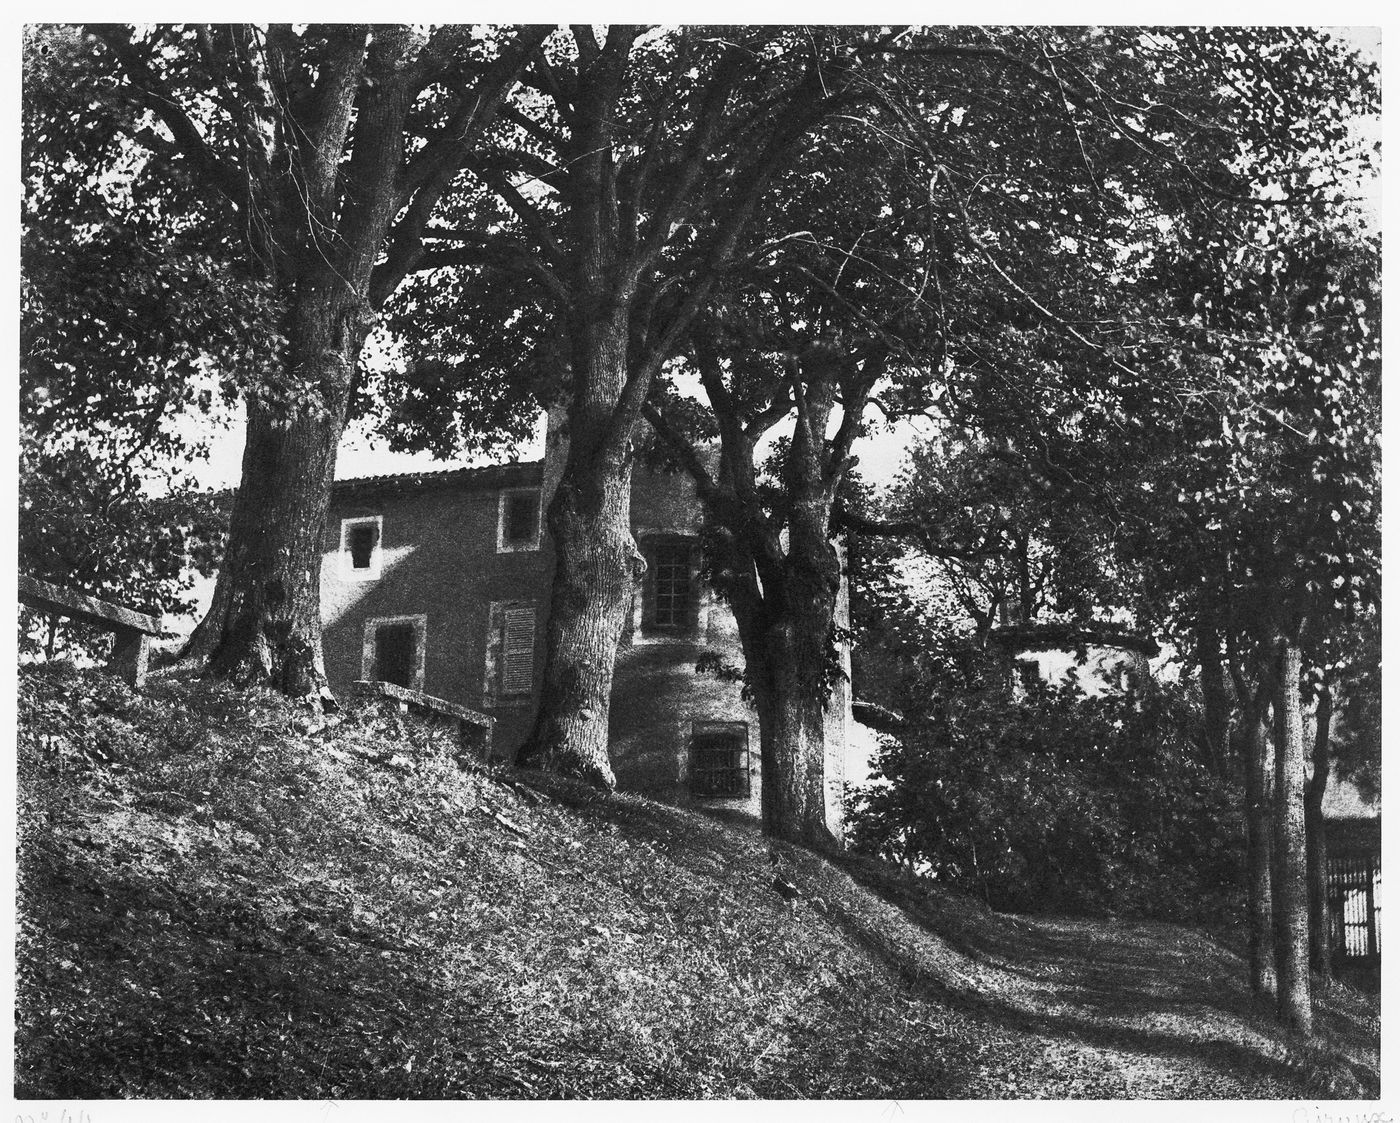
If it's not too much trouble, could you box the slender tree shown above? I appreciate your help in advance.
[1304,677,1333,982]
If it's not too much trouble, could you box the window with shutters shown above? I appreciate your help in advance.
[690,722,750,798]
[641,535,698,635]
[361,614,426,690]
[485,601,537,705]
[497,488,542,552]
[340,515,383,580]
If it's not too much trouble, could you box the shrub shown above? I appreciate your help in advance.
[846,678,1244,924]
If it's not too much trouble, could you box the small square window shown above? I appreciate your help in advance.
[340,516,383,581]
[349,525,377,569]
[497,489,541,552]
[691,722,750,798]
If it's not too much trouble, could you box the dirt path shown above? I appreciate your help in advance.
[900,908,1378,1098]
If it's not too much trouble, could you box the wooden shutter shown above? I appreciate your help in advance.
[500,605,536,695]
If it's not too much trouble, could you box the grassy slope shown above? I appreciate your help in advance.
[15,666,1379,1099]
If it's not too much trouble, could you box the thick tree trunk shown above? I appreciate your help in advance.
[174,28,433,701]
[515,449,632,787]
[183,291,362,698]
[516,316,635,788]
[1305,684,1333,982]
[750,646,835,848]
[1242,709,1275,996]
[1272,639,1313,1034]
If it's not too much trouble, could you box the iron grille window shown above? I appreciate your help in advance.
[652,539,692,627]
[691,722,749,797]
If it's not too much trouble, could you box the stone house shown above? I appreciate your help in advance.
[320,422,851,839]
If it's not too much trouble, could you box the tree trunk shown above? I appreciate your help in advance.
[1272,638,1313,1034]
[730,473,842,847]
[515,453,632,787]
[1242,707,1275,996]
[1305,683,1333,982]
[174,28,431,701]
[1196,620,1232,778]
[750,646,835,848]
[516,316,636,788]
[182,291,363,698]
[746,585,840,848]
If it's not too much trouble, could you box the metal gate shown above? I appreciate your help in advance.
[1327,851,1381,964]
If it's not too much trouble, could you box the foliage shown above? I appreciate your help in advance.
[848,678,1244,924]
[20,26,269,654]
[882,437,1142,636]
[18,431,227,659]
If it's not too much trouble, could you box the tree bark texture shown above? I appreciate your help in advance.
[1271,639,1313,1034]
[182,291,365,696]
[737,512,843,849]
[1305,683,1333,981]
[1242,709,1275,997]
[515,370,634,787]
[1196,620,1233,778]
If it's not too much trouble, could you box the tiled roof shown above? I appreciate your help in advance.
[331,459,543,500]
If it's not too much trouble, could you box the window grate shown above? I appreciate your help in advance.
[653,540,692,627]
[691,722,749,797]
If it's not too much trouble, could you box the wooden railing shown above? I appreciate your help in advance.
[19,575,163,688]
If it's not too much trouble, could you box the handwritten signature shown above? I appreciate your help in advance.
[1293,1108,1394,1123]
[15,1110,93,1123]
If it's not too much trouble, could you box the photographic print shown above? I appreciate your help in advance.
[14,21,1382,1111]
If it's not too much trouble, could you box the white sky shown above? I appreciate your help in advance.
[188,386,937,492]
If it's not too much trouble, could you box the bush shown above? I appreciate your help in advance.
[846,678,1244,924]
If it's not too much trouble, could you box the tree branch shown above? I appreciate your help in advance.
[90,25,246,206]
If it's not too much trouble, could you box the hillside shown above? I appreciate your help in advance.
[15,666,1380,1099]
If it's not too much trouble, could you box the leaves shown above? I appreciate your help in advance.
[848,678,1243,923]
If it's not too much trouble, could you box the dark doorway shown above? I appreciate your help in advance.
[375,621,416,688]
